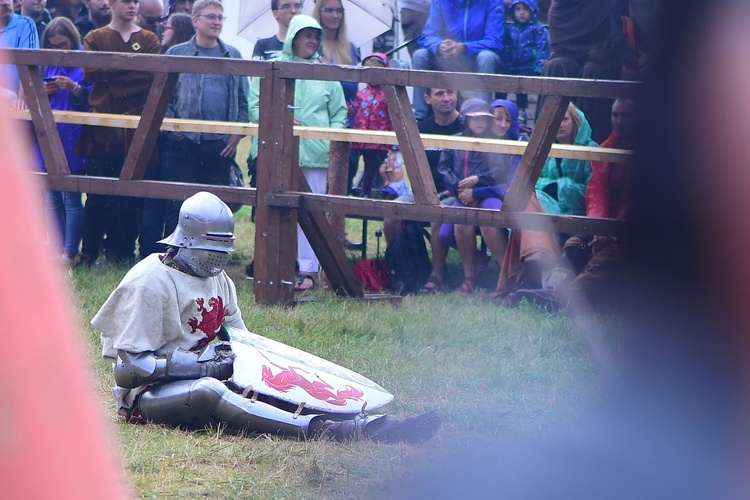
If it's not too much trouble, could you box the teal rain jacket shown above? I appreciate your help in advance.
[535,108,598,215]
[248,15,347,169]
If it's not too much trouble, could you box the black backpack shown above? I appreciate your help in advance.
[384,222,432,295]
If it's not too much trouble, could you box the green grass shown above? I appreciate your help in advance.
[70,204,618,498]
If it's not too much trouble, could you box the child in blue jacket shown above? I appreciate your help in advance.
[499,0,550,120]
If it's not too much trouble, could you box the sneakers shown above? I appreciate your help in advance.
[317,411,442,444]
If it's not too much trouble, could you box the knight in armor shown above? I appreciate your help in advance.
[93,191,440,443]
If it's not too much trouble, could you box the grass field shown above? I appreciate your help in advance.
[71,203,619,498]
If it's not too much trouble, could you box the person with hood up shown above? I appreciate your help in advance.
[248,15,348,292]
[437,98,509,294]
[498,0,549,120]
[349,52,393,198]
[535,102,597,218]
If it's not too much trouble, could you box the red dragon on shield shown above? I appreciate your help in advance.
[260,354,364,406]
[188,296,225,340]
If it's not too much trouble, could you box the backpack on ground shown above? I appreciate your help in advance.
[384,222,431,295]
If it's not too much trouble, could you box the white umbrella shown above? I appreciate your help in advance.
[238,0,396,49]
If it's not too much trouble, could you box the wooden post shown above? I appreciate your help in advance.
[502,94,571,212]
[253,70,298,306]
[326,140,349,244]
[323,140,350,289]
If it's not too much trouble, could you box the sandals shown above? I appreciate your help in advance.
[457,277,474,294]
[294,274,315,292]
[420,275,442,294]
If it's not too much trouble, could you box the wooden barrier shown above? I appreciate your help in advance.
[8,48,637,307]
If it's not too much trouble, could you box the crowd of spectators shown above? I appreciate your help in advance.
[1,0,658,311]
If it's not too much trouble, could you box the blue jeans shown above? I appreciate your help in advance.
[45,190,83,256]
[411,48,501,120]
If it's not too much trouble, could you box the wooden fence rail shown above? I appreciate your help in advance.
[8,48,638,307]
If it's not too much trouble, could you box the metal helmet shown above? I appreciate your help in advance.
[159,192,235,252]
[159,192,235,277]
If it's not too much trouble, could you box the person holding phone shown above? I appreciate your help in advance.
[29,16,91,267]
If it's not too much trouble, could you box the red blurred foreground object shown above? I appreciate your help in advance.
[0,97,125,496]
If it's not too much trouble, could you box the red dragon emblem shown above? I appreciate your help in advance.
[188,296,225,340]
[260,355,364,406]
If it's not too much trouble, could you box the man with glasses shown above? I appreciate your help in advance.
[136,0,164,37]
[251,0,302,61]
[162,0,249,237]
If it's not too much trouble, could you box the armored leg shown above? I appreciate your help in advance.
[138,378,317,438]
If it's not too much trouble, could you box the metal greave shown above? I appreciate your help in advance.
[138,378,317,438]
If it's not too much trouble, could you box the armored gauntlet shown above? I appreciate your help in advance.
[115,342,235,388]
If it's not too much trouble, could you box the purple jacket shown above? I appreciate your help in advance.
[33,64,90,174]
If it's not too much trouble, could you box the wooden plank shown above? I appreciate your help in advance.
[274,61,639,99]
[120,72,178,180]
[382,84,439,205]
[16,65,70,175]
[9,110,634,163]
[264,191,627,237]
[297,173,363,297]
[9,49,271,77]
[37,173,257,205]
[502,94,571,212]
[253,70,298,307]
[10,49,638,99]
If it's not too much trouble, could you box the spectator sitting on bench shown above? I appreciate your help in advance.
[411,0,504,120]
[436,98,508,294]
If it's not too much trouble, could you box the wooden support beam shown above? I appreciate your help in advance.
[502,94,571,212]
[296,173,363,297]
[38,173,257,205]
[9,110,634,163]
[253,70,298,307]
[382,85,439,205]
[16,65,70,175]
[120,72,178,180]
[264,191,627,237]
[273,61,639,99]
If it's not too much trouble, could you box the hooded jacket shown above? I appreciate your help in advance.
[438,98,496,196]
[248,16,347,169]
[418,0,505,57]
[480,99,526,201]
[535,107,597,215]
[502,0,550,74]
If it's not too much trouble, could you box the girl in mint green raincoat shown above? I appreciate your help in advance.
[535,103,598,215]
[247,15,348,291]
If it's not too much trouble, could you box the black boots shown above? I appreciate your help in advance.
[314,411,442,444]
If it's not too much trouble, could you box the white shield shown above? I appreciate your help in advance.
[227,326,393,414]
